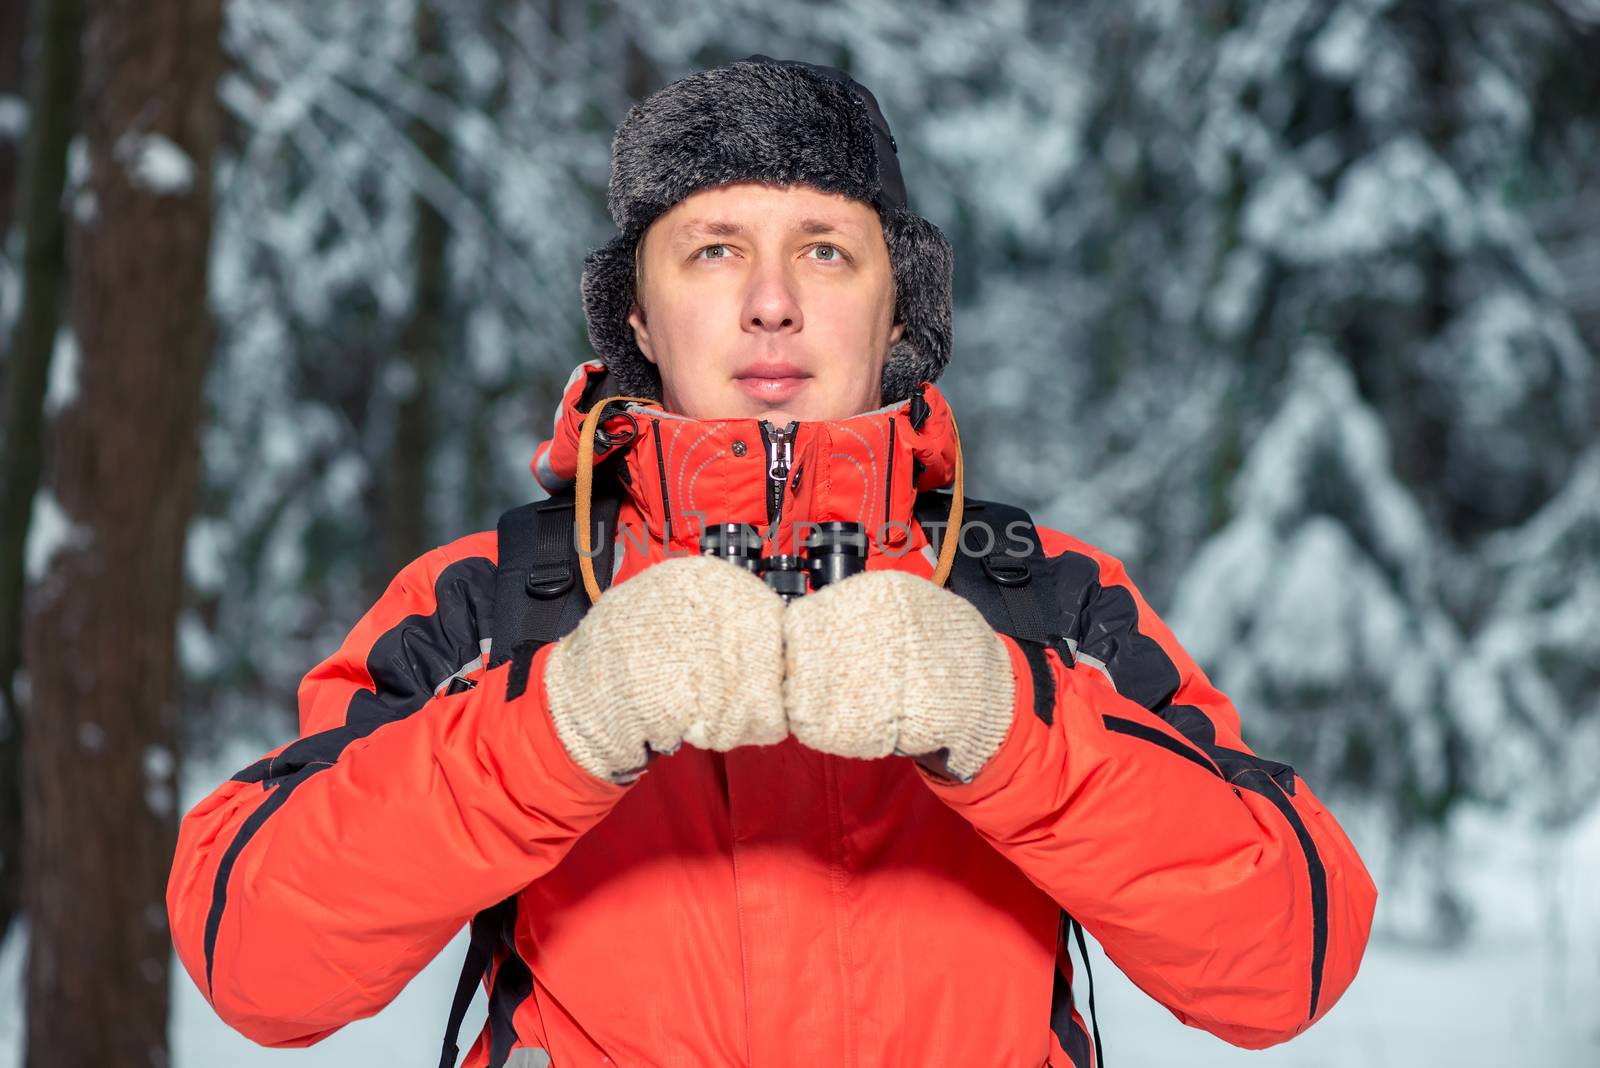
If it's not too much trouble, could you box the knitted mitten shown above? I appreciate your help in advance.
[544,555,787,783]
[783,570,1016,783]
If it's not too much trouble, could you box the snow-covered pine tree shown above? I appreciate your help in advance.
[1163,0,1597,933]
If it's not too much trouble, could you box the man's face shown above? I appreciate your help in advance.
[626,181,905,424]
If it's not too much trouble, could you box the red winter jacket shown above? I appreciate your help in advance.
[168,361,1377,1067]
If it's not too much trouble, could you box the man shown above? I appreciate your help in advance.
[168,57,1376,1067]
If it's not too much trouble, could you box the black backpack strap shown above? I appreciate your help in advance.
[487,480,625,689]
[914,490,1055,645]
[438,903,506,1068]
[438,480,624,1067]
[1067,911,1106,1068]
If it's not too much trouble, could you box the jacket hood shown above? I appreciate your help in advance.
[530,360,961,558]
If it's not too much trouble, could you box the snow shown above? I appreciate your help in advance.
[1205,248,1267,339]
[42,329,78,416]
[1466,446,1600,818]
[0,96,25,141]
[1247,138,1479,265]
[70,190,96,225]
[145,745,178,818]
[66,136,87,190]
[22,489,92,583]
[116,132,197,196]
[184,518,233,593]
[1171,349,1433,683]
[321,453,367,510]
[1307,4,1370,81]
[1464,56,1531,136]
[177,611,221,678]
[1557,0,1600,24]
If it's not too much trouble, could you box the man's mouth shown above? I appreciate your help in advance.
[734,363,811,401]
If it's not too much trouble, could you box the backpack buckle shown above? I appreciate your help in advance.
[526,567,575,598]
[981,555,1031,587]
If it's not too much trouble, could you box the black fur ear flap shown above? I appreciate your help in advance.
[582,57,954,406]
[879,207,953,406]
[580,232,662,402]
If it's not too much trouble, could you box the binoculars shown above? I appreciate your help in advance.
[700,521,867,601]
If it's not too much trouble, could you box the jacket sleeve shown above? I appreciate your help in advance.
[166,531,628,1047]
[916,526,1377,1050]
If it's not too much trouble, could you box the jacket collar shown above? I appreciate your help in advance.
[531,361,960,556]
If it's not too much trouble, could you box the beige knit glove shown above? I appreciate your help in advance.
[783,570,1017,783]
[544,555,787,784]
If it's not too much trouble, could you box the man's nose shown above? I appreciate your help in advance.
[742,260,803,333]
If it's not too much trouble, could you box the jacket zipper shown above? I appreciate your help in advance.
[759,419,798,530]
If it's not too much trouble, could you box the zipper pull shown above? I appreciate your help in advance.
[760,420,799,528]
[767,423,794,482]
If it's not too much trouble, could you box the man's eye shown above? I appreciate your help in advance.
[695,244,731,260]
[809,244,842,262]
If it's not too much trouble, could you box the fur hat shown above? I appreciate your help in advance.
[580,55,954,405]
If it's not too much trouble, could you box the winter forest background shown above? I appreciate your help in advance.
[0,0,1597,1065]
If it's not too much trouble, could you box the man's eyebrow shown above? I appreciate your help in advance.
[669,217,861,246]
[673,220,749,243]
[796,218,855,236]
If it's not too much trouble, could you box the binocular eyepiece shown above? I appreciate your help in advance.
[700,521,868,601]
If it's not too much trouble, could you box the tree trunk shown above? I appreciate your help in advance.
[0,0,84,947]
[381,0,451,582]
[21,0,221,1063]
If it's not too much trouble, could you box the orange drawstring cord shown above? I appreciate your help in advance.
[930,408,964,589]
[575,394,661,603]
